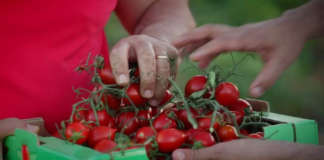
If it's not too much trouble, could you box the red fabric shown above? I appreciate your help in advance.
[0,0,117,132]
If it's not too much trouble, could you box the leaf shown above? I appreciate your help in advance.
[189,89,207,99]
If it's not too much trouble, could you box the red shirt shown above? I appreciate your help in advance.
[0,0,117,132]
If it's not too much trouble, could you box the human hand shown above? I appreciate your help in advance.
[109,35,179,105]
[172,139,323,160]
[173,16,310,98]
[0,118,39,140]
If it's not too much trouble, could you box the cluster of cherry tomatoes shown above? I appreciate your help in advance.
[53,57,265,159]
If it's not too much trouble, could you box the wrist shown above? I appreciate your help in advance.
[281,0,324,40]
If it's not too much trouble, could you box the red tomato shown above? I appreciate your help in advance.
[116,112,139,135]
[191,131,216,147]
[94,139,117,153]
[65,122,90,144]
[223,111,244,125]
[52,131,62,139]
[149,107,160,117]
[135,127,155,143]
[185,75,207,97]
[124,84,147,106]
[217,125,238,142]
[185,128,204,142]
[87,110,115,128]
[102,94,121,110]
[159,90,173,106]
[99,65,116,84]
[197,117,220,131]
[248,132,264,139]
[156,128,187,153]
[72,109,88,122]
[240,129,249,136]
[177,108,198,128]
[138,110,151,127]
[153,113,177,131]
[228,98,252,112]
[88,126,117,147]
[215,82,239,106]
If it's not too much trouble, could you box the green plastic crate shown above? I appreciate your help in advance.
[4,129,149,160]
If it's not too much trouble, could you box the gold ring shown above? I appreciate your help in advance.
[157,55,168,59]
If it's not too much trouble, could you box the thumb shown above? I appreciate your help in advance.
[172,147,216,160]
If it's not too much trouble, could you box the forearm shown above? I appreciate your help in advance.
[281,0,324,40]
[134,0,196,42]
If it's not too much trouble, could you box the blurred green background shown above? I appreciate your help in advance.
[105,0,324,142]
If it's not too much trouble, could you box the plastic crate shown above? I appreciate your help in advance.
[4,129,149,160]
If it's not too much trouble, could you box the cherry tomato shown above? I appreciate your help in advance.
[197,117,220,131]
[135,127,155,143]
[185,75,207,97]
[138,110,151,127]
[159,90,173,106]
[185,128,204,142]
[116,112,139,135]
[153,113,177,131]
[191,131,216,147]
[177,108,198,128]
[223,111,244,125]
[215,82,239,106]
[124,84,147,106]
[102,94,121,110]
[87,110,115,128]
[228,98,252,113]
[94,139,117,153]
[52,131,62,139]
[65,122,90,144]
[99,65,116,84]
[88,126,117,147]
[72,109,88,122]
[149,107,160,117]
[248,133,263,139]
[240,129,249,136]
[217,125,238,142]
[156,128,187,153]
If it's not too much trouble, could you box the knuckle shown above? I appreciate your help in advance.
[201,24,215,30]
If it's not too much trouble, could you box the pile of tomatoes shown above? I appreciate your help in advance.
[53,57,265,159]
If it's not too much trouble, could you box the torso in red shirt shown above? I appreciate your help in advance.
[0,0,117,132]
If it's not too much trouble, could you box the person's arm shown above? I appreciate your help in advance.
[172,139,324,160]
[110,0,195,105]
[173,0,324,98]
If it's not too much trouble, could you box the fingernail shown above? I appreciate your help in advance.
[144,90,153,98]
[117,74,128,84]
[26,124,40,134]
[174,151,186,160]
[251,87,264,97]
[149,99,159,106]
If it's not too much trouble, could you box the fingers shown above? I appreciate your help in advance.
[110,42,131,86]
[189,39,229,63]
[173,24,232,49]
[172,147,218,160]
[134,38,157,99]
[172,25,213,48]
[249,52,288,97]
[0,118,39,140]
